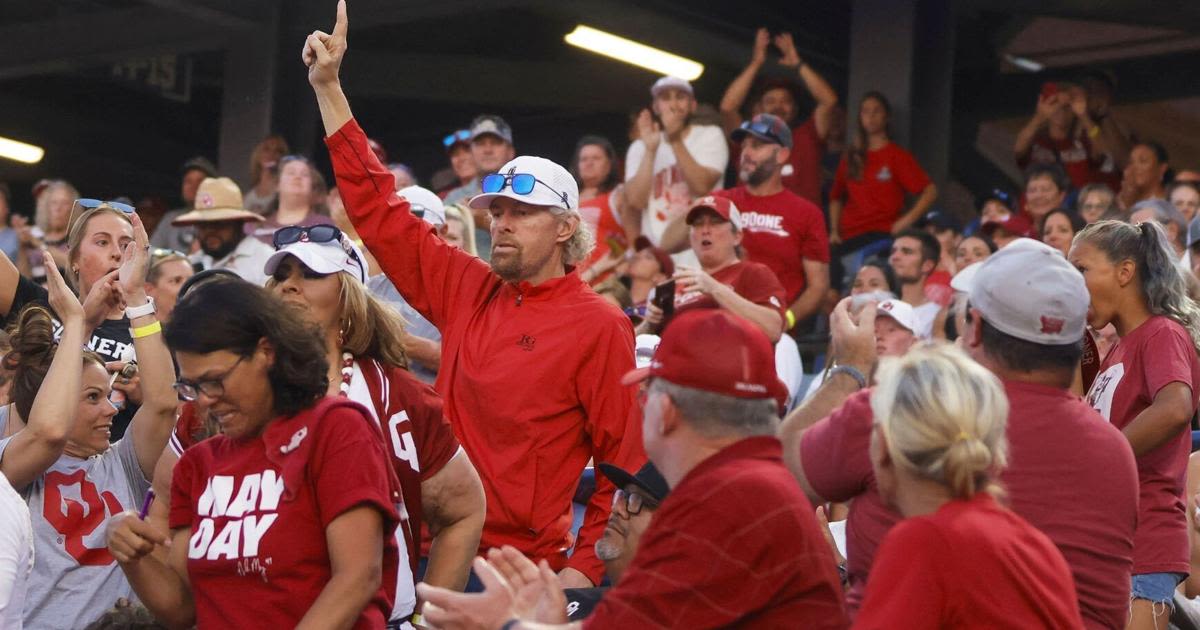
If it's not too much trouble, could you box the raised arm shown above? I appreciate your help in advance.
[623,112,661,221]
[718,28,769,135]
[1014,94,1056,160]
[303,0,353,137]
[775,33,839,140]
[0,253,83,489]
[121,214,177,479]
[663,117,723,196]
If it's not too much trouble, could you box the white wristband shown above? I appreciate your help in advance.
[125,297,156,320]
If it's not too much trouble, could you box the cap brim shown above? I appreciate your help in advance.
[263,245,347,279]
[597,462,664,502]
[173,208,265,225]
[730,128,780,146]
[621,366,652,387]
[468,190,564,211]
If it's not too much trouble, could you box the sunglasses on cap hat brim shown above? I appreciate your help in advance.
[481,172,571,209]
[272,225,366,276]
[442,130,471,148]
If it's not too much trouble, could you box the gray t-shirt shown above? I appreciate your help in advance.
[0,434,150,629]
[367,274,441,384]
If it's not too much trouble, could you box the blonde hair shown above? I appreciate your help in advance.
[871,343,1010,500]
[552,206,594,266]
[444,204,478,257]
[337,274,409,369]
[66,206,132,291]
[35,180,79,234]
[249,135,289,184]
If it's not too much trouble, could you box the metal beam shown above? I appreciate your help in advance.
[0,8,227,82]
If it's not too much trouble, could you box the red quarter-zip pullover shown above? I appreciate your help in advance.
[327,119,643,583]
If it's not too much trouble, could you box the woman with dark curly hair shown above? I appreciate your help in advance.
[107,280,405,629]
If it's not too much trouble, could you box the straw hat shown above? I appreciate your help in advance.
[172,177,265,225]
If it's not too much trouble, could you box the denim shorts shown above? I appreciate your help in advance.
[1131,572,1186,605]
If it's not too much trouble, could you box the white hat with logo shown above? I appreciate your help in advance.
[875,299,918,334]
[398,185,446,226]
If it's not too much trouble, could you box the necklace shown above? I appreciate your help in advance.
[338,351,354,397]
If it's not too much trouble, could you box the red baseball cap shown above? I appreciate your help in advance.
[685,195,742,229]
[980,212,1034,239]
[622,310,787,410]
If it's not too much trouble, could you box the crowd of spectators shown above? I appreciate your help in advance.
[2,2,1200,628]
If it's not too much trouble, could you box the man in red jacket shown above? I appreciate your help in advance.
[304,1,641,590]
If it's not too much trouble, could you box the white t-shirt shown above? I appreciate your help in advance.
[912,301,941,340]
[625,124,729,266]
[0,471,33,630]
[0,435,150,629]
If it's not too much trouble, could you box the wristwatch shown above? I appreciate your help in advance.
[124,297,156,320]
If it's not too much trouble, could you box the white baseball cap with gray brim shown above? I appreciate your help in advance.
[264,236,368,284]
[651,76,694,98]
[960,238,1088,345]
[468,156,579,212]
[398,185,446,226]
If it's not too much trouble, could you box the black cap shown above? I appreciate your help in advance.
[597,461,669,503]
[980,187,1016,211]
[178,268,244,301]
[917,210,961,233]
[181,156,218,178]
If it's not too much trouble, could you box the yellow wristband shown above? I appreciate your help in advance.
[786,309,797,330]
[130,321,162,339]
[1088,125,1101,139]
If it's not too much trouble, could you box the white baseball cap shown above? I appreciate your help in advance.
[468,156,579,212]
[264,234,368,284]
[875,299,918,334]
[950,261,984,293]
[651,76,694,98]
[966,238,1088,344]
[398,185,446,226]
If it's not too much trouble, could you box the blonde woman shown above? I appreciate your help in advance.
[855,344,1082,629]
[443,204,478,256]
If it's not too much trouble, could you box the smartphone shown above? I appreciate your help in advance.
[653,279,676,321]
[1040,82,1059,100]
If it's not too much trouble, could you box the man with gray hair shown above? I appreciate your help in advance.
[417,309,847,628]
[305,0,640,590]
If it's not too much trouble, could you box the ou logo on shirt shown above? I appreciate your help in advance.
[44,470,125,566]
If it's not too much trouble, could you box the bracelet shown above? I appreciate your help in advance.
[130,321,162,339]
[125,297,156,320]
[785,309,797,330]
[829,365,867,390]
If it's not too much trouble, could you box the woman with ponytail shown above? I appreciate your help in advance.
[828,92,938,289]
[1070,219,1200,628]
[0,213,178,628]
[854,344,1082,629]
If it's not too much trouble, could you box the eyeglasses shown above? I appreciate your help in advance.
[75,198,135,214]
[173,356,245,402]
[481,170,571,209]
[442,130,471,148]
[612,487,657,515]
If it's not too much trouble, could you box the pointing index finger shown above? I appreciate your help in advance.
[332,0,348,39]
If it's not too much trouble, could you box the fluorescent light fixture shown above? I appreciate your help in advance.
[1004,53,1044,73]
[0,136,44,164]
[565,25,703,81]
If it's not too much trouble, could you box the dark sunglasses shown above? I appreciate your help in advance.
[75,198,135,214]
[272,224,365,273]
[481,171,571,209]
[442,130,471,148]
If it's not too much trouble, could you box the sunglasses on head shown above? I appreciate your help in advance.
[75,198,135,214]
[442,130,471,148]
[481,171,571,209]
[150,248,188,267]
[741,119,782,140]
[272,224,366,273]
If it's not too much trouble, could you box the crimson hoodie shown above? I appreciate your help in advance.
[326,118,643,583]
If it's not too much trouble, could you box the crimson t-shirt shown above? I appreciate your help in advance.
[830,143,931,240]
[1003,380,1138,630]
[730,117,825,205]
[715,186,829,304]
[584,437,846,629]
[1016,131,1104,191]
[170,399,401,629]
[854,493,1083,629]
[673,260,787,324]
[577,190,627,284]
[1085,315,1200,575]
